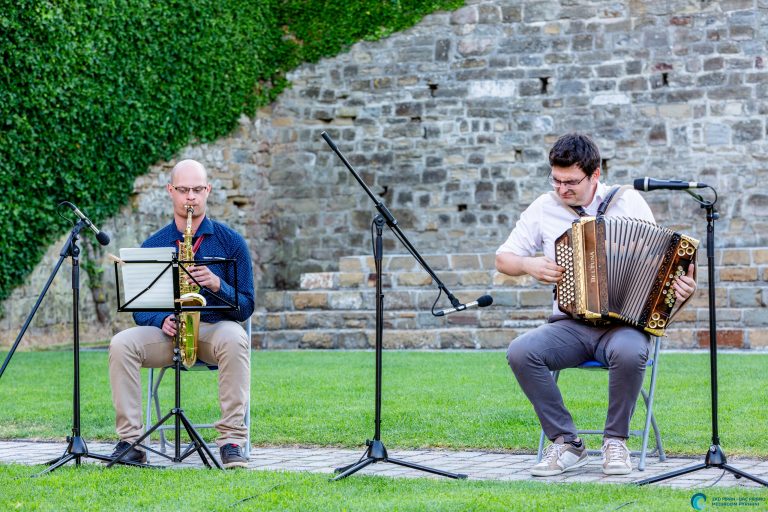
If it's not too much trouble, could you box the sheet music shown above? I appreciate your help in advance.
[119,247,176,309]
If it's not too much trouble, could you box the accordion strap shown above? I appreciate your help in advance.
[596,185,631,217]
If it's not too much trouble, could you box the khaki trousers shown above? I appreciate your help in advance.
[109,320,250,447]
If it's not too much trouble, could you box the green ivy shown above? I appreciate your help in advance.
[0,0,462,305]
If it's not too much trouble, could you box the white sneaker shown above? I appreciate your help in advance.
[531,437,589,477]
[602,438,632,475]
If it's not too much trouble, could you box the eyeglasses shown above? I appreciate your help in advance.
[548,173,589,188]
[171,185,208,195]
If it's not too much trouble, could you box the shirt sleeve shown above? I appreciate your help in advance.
[201,233,255,323]
[496,198,543,257]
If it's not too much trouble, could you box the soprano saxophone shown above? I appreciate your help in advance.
[177,205,206,368]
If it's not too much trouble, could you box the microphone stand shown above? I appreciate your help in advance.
[637,189,767,487]
[323,132,467,481]
[0,220,113,474]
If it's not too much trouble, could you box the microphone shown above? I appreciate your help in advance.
[434,295,493,316]
[61,201,111,246]
[633,177,708,191]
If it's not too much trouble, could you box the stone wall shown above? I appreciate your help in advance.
[2,0,767,347]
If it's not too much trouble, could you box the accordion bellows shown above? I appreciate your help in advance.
[555,216,699,336]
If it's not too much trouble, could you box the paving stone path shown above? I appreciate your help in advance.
[2,440,767,490]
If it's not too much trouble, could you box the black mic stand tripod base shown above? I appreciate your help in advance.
[331,215,466,481]
[637,198,767,487]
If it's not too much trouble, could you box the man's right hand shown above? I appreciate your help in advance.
[161,315,177,337]
[523,256,565,284]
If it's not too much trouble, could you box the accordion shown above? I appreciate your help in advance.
[555,216,698,336]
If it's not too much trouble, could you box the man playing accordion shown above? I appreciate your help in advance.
[496,133,696,476]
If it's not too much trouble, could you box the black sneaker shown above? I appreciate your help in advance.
[110,440,147,464]
[220,443,248,469]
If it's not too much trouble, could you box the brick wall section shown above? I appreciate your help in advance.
[2,1,768,348]
[255,247,768,350]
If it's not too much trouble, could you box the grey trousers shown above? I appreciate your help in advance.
[108,320,250,447]
[506,317,650,443]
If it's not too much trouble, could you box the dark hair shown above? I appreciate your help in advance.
[548,133,601,176]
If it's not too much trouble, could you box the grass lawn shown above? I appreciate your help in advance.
[2,464,767,512]
[0,350,766,511]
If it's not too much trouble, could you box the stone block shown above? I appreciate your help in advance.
[450,254,481,270]
[338,272,367,288]
[480,253,496,270]
[265,314,283,330]
[664,329,698,349]
[719,267,758,282]
[435,272,460,286]
[383,330,438,349]
[458,271,493,286]
[328,291,364,310]
[339,257,364,272]
[439,330,476,349]
[740,308,768,326]
[284,313,307,329]
[396,272,433,287]
[384,291,415,309]
[262,331,303,350]
[338,331,371,349]
[263,291,288,312]
[728,288,764,308]
[292,293,328,310]
[672,309,697,323]
[444,312,481,327]
[721,249,751,266]
[450,5,478,25]
[752,249,768,265]
[423,254,450,270]
[299,331,336,349]
[387,256,418,272]
[697,329,744,348]
[519,290,553,307]
[688,288,727,308]
[492,273,536,287]
[747,329,768,349]
[475,329,514,349]
[300,272,336,289]
[489,290,521,308]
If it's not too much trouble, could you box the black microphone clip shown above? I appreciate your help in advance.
[60,201,111,246]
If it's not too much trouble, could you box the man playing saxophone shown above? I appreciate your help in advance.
[109,159,254,468]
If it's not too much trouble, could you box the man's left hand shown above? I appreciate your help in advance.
[186,264,221,293]
[673,262,696,302]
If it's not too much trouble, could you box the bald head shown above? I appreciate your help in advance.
[170,159,208,184]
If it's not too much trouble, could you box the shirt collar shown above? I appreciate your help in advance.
[583,180,608,212]
[169,215,214,240]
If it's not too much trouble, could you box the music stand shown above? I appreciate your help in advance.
[107,252,238,469]
[637,188,767,487]
[322,132,468,481]
[0,219,114,475]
